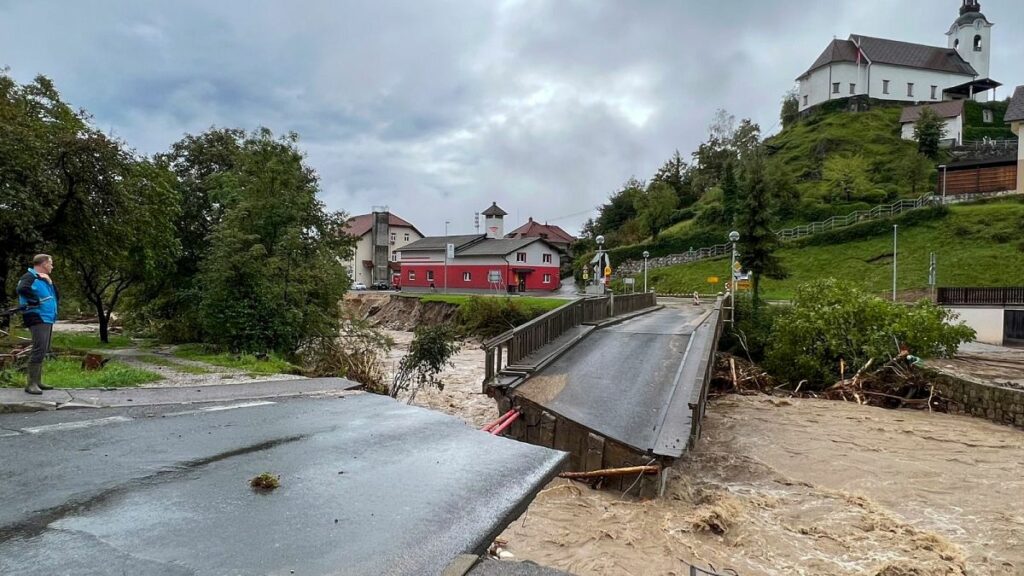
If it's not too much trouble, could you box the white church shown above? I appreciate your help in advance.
[797,0,999,111]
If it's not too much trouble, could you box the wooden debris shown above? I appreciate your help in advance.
[559,465,660,479]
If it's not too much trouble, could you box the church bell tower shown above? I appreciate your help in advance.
[947,0,993,101]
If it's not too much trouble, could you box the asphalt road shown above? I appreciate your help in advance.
[0,393,567,575]
[515,304,711,454]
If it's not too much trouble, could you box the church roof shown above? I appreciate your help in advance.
[799,35,977,79]
[1006,86,1024,123]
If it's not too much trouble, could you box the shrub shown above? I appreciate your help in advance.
[389,323,461,402]
[456,297,535,339]
[764,279,974,388]
[719,294,781,361]
[299,310,393,392]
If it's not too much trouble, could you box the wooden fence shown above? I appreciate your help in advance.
[939,162,1017,196]
[937,287,1024,306]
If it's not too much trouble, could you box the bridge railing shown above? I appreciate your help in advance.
[482,292,659,386]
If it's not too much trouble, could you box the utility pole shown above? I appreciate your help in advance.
[892,225,898,302]
[444,220,450,295]
[642,251,649,293]
[928,252,937,301]
[728,231,739,323]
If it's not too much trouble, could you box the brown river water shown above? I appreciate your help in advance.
[385,330,1024,576]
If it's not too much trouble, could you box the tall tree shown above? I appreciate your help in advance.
[652,150,697,208]
[914,108,948,161]
[720,160,740,227]
[634,182,679,241]
[780,89,800,129]
[63,147,180,342]
[736,151,786,308]
[196,128,353,353]
[0,72,89,326]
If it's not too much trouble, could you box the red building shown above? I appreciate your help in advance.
[397,203,561,293]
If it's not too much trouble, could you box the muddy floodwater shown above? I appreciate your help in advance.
[386,329,1024,576]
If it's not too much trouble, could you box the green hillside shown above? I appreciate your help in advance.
[643,199,1024,300]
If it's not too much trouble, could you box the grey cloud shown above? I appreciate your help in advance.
[2,0,1021,236]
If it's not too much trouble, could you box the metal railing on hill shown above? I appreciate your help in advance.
[482,292,657,386]
[617,194,938,276]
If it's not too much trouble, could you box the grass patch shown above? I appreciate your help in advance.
[172,345,300,375]
[9,329,134,352]
[648,200,1024,300]
[2,357,163,388]
[136,354,214,375]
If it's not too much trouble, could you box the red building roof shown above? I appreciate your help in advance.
[344,212,423,238]
[505,218,576,246]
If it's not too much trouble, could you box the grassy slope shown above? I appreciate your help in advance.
[648,200,1024,300]
[418,294,566,313]
[4,358,162,388]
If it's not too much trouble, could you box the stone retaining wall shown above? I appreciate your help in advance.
[930,370,1024,429]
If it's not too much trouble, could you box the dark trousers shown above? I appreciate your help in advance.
[28,323,53,365]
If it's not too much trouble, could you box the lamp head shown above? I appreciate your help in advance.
[596,235,605,246]
[642,251,649,258]
[728,231,740,243]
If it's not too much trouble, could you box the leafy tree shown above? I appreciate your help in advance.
[0,72,89,326]
[634,181,679,240]
[196,128,353,354]
[822,154,873,202]
[61,141,180,342]
[900,153,934,196]
[765,279,975,387]
[736,151,786,307]
[913,108,947,160]
[652,150,697,208]
[594,178,644,236]
[780,89,800,129]
[720,160,740,227]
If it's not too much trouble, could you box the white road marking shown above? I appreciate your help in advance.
[201,401,276,412]
[163,400,277,418]
[0,430,21,438]
[22,415,132,434]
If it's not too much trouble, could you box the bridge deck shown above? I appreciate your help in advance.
[513,304,714,458]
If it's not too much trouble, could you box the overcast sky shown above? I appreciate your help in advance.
[2,0,1022,236]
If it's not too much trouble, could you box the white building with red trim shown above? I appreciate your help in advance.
[397,203,561,293]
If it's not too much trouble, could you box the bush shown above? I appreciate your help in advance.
[389,323,461,401]
[299,310,394,392]
[719,294,780,361]
[764,279,975,388]
[456,297,550,339]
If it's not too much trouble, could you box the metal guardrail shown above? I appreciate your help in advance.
[937,287,1024,306]
[482,292,658,386]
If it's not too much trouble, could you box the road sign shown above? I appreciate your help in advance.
[707,276,720,285]
[624,278,635,285]
[604,266,612,277]
[583,272,590,280]
[446,243,455,259]
[733,261,742,272]
[488,270,502,283]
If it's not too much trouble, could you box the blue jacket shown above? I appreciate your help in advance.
[17,269,59,326]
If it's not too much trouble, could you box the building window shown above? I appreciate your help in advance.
[974,35,982,51]
[463,272,471,282]
[931,86,938,99]
[542,254,552,264]
[404,233,410,241]
[516,252,527,263]
[907,83,914,97]
[983,109,994,123]
[426,270,434,282]
[391,252,399,262]
[954,39,960,49]
[883,80,890,94]
[543,274,552,284]
[390,232,396,242]
[803,95,808,106]
[832,82,840,94]
[849,83,856,95]
[408,270,416,280]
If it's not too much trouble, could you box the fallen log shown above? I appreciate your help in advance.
[558,465,660,479]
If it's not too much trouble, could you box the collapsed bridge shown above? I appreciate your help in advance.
[483,293,726,496]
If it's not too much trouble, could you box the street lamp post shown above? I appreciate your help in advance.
[642,250,650,293]
[892,224,898,302]
[938,164,947,204]
[728,231,739,323]
[444,220,450,294]
[595,235,606,292]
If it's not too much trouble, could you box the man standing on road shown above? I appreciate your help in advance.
[17,254,59,395]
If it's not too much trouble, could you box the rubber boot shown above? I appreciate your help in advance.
[24,364,44,395]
